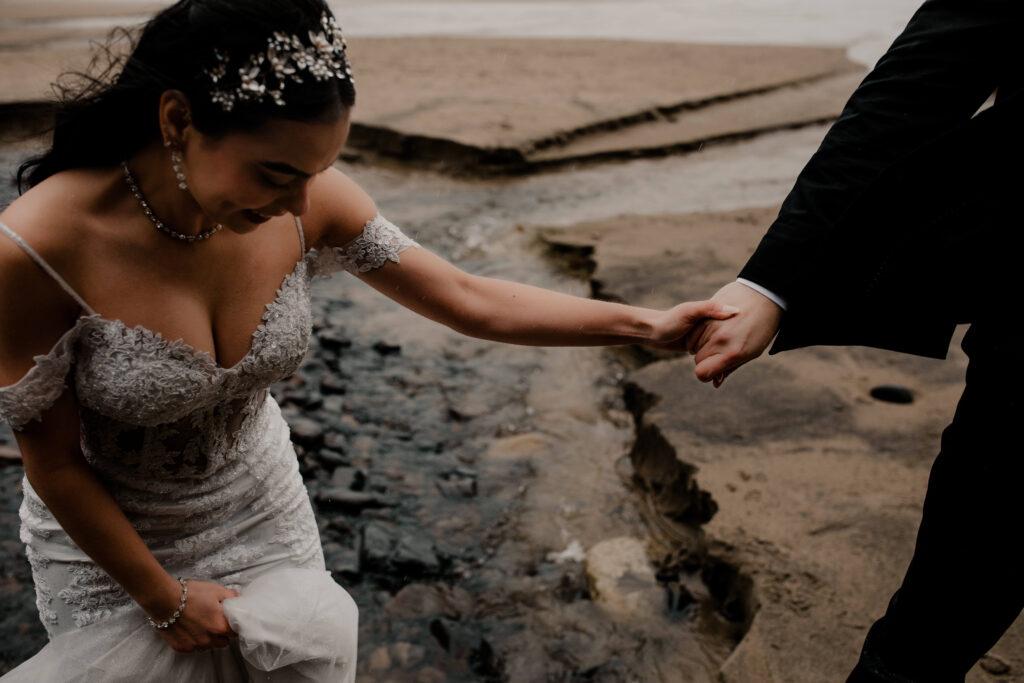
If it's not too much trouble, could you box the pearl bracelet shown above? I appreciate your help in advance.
[148,577,189,630]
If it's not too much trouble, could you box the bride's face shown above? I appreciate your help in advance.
[181,111,351,232]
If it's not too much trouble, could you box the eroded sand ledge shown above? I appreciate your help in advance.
[1,30,862,171]
[538,210,1023,681]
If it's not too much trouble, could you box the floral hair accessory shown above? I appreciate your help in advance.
[204,12,353,112]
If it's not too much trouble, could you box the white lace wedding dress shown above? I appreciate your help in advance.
[0,215,419,682]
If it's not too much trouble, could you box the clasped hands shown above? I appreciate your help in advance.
[647,282,783,387]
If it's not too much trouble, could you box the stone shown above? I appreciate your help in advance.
[482,433,550,462]
[327,515,355,537]
[435,476,477,498]
[427,618,500,676]
[321,374,348,395]
[315,487,396,510]
[391,642,426,669]
[869,384,915,404]
[318,329,353,352]
[330,466,366,490]
[393,533,441,575]
[585,537,664,619]
[373,340,402,356]
[288,417,325,450]
[415,668,447,683]
[300,357,329,376]
[384,583,475,620]
[368,645,391,671]
[362,522,398,570]
[299,455,319,477]
[0,445,21,463]
[321,394,345,415]
[282,389,323,410]
[317,449,349,469]
[323,541,361,580]
[323,432,349,451]
[546,540,586,565]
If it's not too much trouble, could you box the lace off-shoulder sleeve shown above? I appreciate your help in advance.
[312,214,420,277]
[0,325,79,431]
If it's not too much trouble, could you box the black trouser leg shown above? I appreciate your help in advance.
[847,324,1024,683]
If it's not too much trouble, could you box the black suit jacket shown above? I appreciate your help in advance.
[738,0,1022,359]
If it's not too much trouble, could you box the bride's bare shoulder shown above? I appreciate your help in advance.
[1,167,117,263]
[0,169,112,375]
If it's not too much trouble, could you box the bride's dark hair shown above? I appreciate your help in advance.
[18,0,356,191]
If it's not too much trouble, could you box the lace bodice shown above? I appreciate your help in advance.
[0,214,418,432]
[0,212,418,540]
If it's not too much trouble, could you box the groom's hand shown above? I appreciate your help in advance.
[686,282,783,387]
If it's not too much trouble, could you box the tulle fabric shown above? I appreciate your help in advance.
[1,568,357,683]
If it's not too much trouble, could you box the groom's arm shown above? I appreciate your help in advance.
[739,0,1010,301]
[691,0,1014,383]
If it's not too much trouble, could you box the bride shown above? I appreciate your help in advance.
[0,0,735,679]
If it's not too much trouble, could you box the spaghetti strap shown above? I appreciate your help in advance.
[294,215,307,255]
[0,221,97,316]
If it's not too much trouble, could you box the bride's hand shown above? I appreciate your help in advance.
[149,579,240,653]
[642,300,739,351]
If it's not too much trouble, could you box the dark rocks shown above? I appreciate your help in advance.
[316,487,397,510]
[318,329,353,352]
[282,388,323,410]
[362,522,398,572]
[317,449,349,469]
[299,357,329,377]
[869,384,915,404]
[428,618,503,678]
[373,341,402,356]
[384,583,475,620]
[0,445,21,464]
[362,523,442,577]
[436,474,477,498]
[330,466,367,490]
[323,540,361,581]
[299,455,319,477]
[288,417,325,450]
[394,534,442,574]
[320,394,345,415]
[320,374,348,395]
[322,432,348,452]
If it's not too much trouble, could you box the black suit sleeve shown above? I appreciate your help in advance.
[738,0,1015,303]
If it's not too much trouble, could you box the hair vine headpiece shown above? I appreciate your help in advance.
[204,12,353,112]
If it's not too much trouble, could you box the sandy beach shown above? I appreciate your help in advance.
[0,1,1020,681]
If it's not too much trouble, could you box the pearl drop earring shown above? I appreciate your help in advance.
[171,150,188,191]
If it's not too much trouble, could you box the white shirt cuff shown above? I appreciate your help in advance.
[736,278,787,311]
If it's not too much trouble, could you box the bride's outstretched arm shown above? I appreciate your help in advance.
[306,168,737,348]
[359,247,737,348]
